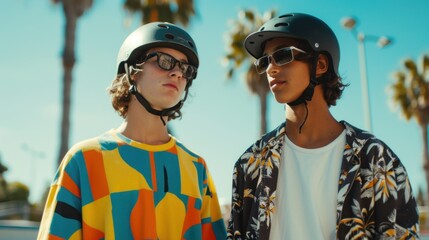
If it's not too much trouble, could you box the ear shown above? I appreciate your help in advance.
[316,54,329,76]
[130,67,142,81]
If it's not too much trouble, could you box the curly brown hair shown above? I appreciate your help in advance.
[108,71,190,120]
[108,74,132,118]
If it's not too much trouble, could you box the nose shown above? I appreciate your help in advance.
[168,63,184,79]
[266,60,280,76]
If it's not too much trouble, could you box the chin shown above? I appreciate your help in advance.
[273,95,289,104]
[164,101,182,109]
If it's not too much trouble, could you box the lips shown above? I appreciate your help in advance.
[163,83,178,91]
[269,80,286,88]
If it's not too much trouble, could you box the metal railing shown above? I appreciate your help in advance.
[0,201,30,220]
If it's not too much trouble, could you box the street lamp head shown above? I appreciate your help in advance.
[341,16,357,30]
[377,36,392,48]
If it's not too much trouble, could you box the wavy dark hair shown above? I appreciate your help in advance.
[295,40,349,107]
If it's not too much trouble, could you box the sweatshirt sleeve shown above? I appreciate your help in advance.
[37,151,83,240]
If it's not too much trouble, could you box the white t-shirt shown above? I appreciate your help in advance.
[270,130,346,240]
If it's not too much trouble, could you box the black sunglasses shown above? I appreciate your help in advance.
[144,52,197,80]
[254,46,309,74]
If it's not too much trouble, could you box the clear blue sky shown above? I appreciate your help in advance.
[1,0,428,204]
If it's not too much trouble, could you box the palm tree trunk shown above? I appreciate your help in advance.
[259,92,268,136]
[57,4,77,166]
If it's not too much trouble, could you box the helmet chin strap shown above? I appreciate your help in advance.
[129,85,184,125]
[125,62,187,126]
[286,53,320,133]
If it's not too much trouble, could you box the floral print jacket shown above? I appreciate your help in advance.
[227,121,419,239]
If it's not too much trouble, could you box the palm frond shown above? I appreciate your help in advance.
[390,55,429,124]
[123,0,195,26]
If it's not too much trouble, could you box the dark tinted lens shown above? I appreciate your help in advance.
[157,53,176,70]
[181,64,195,79]
[255,56,269,74]
[153,52,197,79]
[272,48,293,65]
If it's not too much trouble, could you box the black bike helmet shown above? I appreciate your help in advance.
[245,12,339,76]
[116,22,199,75]
[245,13,340,133]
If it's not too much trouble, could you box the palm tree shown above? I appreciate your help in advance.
[52,0,93,166]
[391,55,429,203]
[123,0,196,26]
[224,9,275,136]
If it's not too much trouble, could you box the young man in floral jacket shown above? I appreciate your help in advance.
[227,12,419,239]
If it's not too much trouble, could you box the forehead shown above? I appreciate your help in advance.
[147,47,188,61]
[263,37,301,53]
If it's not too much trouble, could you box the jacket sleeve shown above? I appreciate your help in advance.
[227,159,245,239]
[392,158,420,237]
[201,162,227,239]
[370,143,420,238]
[37,152,83,240]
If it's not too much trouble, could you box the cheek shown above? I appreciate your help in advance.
[178,80,188,92]
[293,65,311,84]
[135,75,154,95]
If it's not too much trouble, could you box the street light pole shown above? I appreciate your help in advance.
[341,17,392,133]
[357,32,372,132]
[21,144,45,201]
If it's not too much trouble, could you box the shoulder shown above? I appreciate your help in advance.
[62,131,118,163]
[341,121,401,166]
[235,122,285,166]
[173,136,206,162]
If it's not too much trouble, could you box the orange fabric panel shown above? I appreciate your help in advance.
[47,234,63,240]
[181,197,200,237]
[62,171,81,198]
[202,223,216,240]
[83,149,109,200]
[149,152,157,192]
[130,189,157,239]
[82,221,105,239]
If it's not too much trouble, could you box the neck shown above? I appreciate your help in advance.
[118,100,170,145]
[285,89,344,148]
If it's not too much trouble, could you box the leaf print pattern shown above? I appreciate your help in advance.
[227,121,419,240]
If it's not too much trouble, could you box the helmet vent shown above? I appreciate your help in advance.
[188,41,194,48]
[274,23,289,28]
[165,33,175,39]
[157,24,169,29]
[279,14,294,18]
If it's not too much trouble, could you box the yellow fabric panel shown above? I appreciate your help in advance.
[209,192,223,221]
[37,184,60,240]
[82,195,114,235]
[103,149,151,192]
[201,171,223,221]
[156,193,186,240]
[110,130,176,152]
[69,229,82,240]
[176,147,200,198]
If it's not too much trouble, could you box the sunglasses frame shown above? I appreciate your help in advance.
[144,51,197,80]
[254,46,309,74]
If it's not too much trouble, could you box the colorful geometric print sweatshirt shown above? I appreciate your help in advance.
[37,130,227,240]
